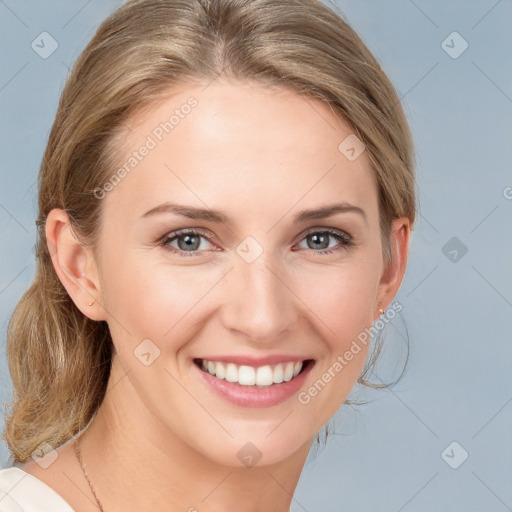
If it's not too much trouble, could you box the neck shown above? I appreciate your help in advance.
[79,357,313,512]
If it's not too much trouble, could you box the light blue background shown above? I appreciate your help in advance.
[1,1,511,511]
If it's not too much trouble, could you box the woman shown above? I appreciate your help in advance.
[0,0,415,510]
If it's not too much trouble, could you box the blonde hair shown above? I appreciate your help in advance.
[3,0,416,462]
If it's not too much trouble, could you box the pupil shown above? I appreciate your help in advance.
[310,233,328,250]
[179,234,199,251]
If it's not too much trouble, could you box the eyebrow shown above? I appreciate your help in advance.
[141,201,367,225]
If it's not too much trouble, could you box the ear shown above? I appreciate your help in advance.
[45,208,106,321]
[374,217,411,321]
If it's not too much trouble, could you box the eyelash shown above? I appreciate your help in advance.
[157,228,354,257]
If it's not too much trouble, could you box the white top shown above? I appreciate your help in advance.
[0,467,75,512]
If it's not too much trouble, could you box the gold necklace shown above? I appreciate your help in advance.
[73,437,105,512]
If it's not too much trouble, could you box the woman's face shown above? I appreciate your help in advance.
[90,80,404,467]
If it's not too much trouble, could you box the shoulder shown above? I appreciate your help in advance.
[0,466,76,511]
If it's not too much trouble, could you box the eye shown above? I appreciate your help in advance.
[159,229,217,257]
[294,228,354,255]
[158,227,354,258]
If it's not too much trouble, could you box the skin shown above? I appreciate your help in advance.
[21,81,410,512]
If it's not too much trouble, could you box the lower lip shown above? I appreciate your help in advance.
[193,360,315,408]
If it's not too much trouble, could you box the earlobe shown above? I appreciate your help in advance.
[45,208,106,321]
[374,218,410,321]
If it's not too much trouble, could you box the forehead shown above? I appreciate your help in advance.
[103,81,378,227]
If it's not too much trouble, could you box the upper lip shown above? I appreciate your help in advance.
[195,355,314,366]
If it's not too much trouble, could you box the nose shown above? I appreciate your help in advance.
[219,254,299,344]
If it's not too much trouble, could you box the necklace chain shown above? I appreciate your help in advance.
[73,437,105,512]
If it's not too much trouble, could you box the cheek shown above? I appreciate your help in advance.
[292,261,378,406]
[100,253,223,348]
[296,259,379,343]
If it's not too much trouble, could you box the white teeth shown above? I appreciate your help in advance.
[198,359,305,387]
[273,364,284,383]
[256,365,274,386]
[225,363,238,383]
[238,366,255,385]
[215,361,226,379]
[283,362,294,382]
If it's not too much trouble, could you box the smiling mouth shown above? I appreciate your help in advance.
[193,358,314,388]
